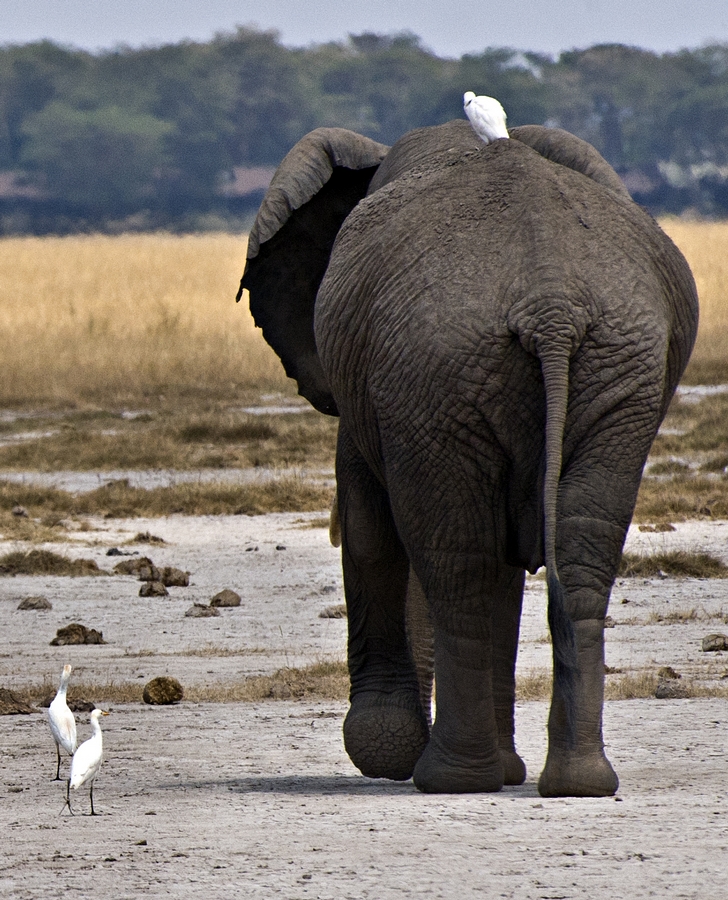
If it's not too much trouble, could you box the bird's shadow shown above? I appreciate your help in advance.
[160,774,541,799]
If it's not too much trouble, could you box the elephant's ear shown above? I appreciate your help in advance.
[238,127,389,416]
[509,125,631,201]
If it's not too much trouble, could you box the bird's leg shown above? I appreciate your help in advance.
[60,778,73,816]
[89,783,96,816]
[53,744,61,781]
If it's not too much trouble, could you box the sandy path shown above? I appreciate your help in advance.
[1,514,728,898]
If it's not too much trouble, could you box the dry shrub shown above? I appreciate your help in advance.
[0,549,106,576]
[0,233,287,407]
[619,550,728,578]
[605,671,659,700]
[660,219,728,384]
[647,608,700,624]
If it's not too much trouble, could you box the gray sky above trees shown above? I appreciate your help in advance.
[3,0,727,56]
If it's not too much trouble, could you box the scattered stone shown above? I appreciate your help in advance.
[701,633,728,652]
[320,585,337,595]
[143,676,184,705]
[638,523,676,533]
[210,589,241,608]
[140,581,168,597]
[657,666,681,680]
[50,623,106,645]
[137,565,189,587]
[113,556,153,575]
[17,595,52,610]
[160,567,189,587]
[185,603,220,618]
[655,679,691,699]
[319,604,347,619]
[0,688,36,715]
[276,545,287,551]
[138,564,162,582]
[106,547,139,557]
[245,545,259,552]
[11,505,28,518]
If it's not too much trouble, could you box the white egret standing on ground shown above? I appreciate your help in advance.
[463,92,509,143]
[48,664,76,780]
[63,709,109,816]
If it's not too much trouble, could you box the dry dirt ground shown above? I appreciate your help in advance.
[1,513,728,899]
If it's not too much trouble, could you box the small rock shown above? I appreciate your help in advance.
[210,589,241,608]
[185,603,220,618]
[320,585,337,595]
[138,564,162,582]
[113,556,154,575]
[276,545,287,551]
[143,676,184,705]
[17,595,52,610]
[319,604,347,619]
[160,567,189,587]
[0,688,36,715]
[11,505,28,518]
[655,679,691,699]
[140,581,168,597]
[702,633,728,652]
[106,547,138,557]
[604,616,616,628]
[656,666,681,680]
[50,623,106,645]
[245,545,258,552]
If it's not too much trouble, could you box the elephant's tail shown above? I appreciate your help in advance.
[538,344,579,744]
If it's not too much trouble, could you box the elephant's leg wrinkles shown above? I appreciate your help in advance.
[538,617,618,797]
[337,429,429,781]
[412,557,524,793]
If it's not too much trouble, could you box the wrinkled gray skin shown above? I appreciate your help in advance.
[240,121,698,796]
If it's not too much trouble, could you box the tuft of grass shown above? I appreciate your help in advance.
[0,549,106,576]
[648,459,691,476]
[604,671,659,700]
[646,608,700,624]
[515,670,552,701]
[619,550,728,578]
[652,393,728,455]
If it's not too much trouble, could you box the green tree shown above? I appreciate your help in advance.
[21,102,173,210]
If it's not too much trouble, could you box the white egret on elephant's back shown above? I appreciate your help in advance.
[48,664,76,780]
[463,92,509,143]
[64,708,109,816]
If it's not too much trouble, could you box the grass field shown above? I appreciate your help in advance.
[0,224,725,520]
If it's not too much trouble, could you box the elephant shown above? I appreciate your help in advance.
[238,119,698,796]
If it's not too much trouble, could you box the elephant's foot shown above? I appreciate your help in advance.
[500,748,526,786]
[412,737,504,794]
[538,749,618,797]
[344,692,429,781]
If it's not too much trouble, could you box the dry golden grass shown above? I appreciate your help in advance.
[618,550,728,578]
[659,219,728,383]
[0,233,288,407]
[0,474,334,518]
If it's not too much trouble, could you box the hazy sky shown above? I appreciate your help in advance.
[3,0,727,57]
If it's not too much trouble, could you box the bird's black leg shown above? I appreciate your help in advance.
[53,744,61,781]
[89,783,96,816]
[60,778,73,816]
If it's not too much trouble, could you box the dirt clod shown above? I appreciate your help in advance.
[140,581,168,597]
[185,603,220,618]
[143,676,184,705]
[210,589,241,607]
[50,623,106,645]
[17,595,52,610]
[701,633,728,652]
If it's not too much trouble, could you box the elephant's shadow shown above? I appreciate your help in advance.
[171,774,542,798]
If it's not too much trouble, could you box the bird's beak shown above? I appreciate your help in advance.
[101,710,110,716]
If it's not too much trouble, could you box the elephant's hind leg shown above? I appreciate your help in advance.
[337,430,429,781]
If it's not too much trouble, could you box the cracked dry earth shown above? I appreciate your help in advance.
[1,513,727,899]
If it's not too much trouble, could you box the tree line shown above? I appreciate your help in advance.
[1,28,727,233]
